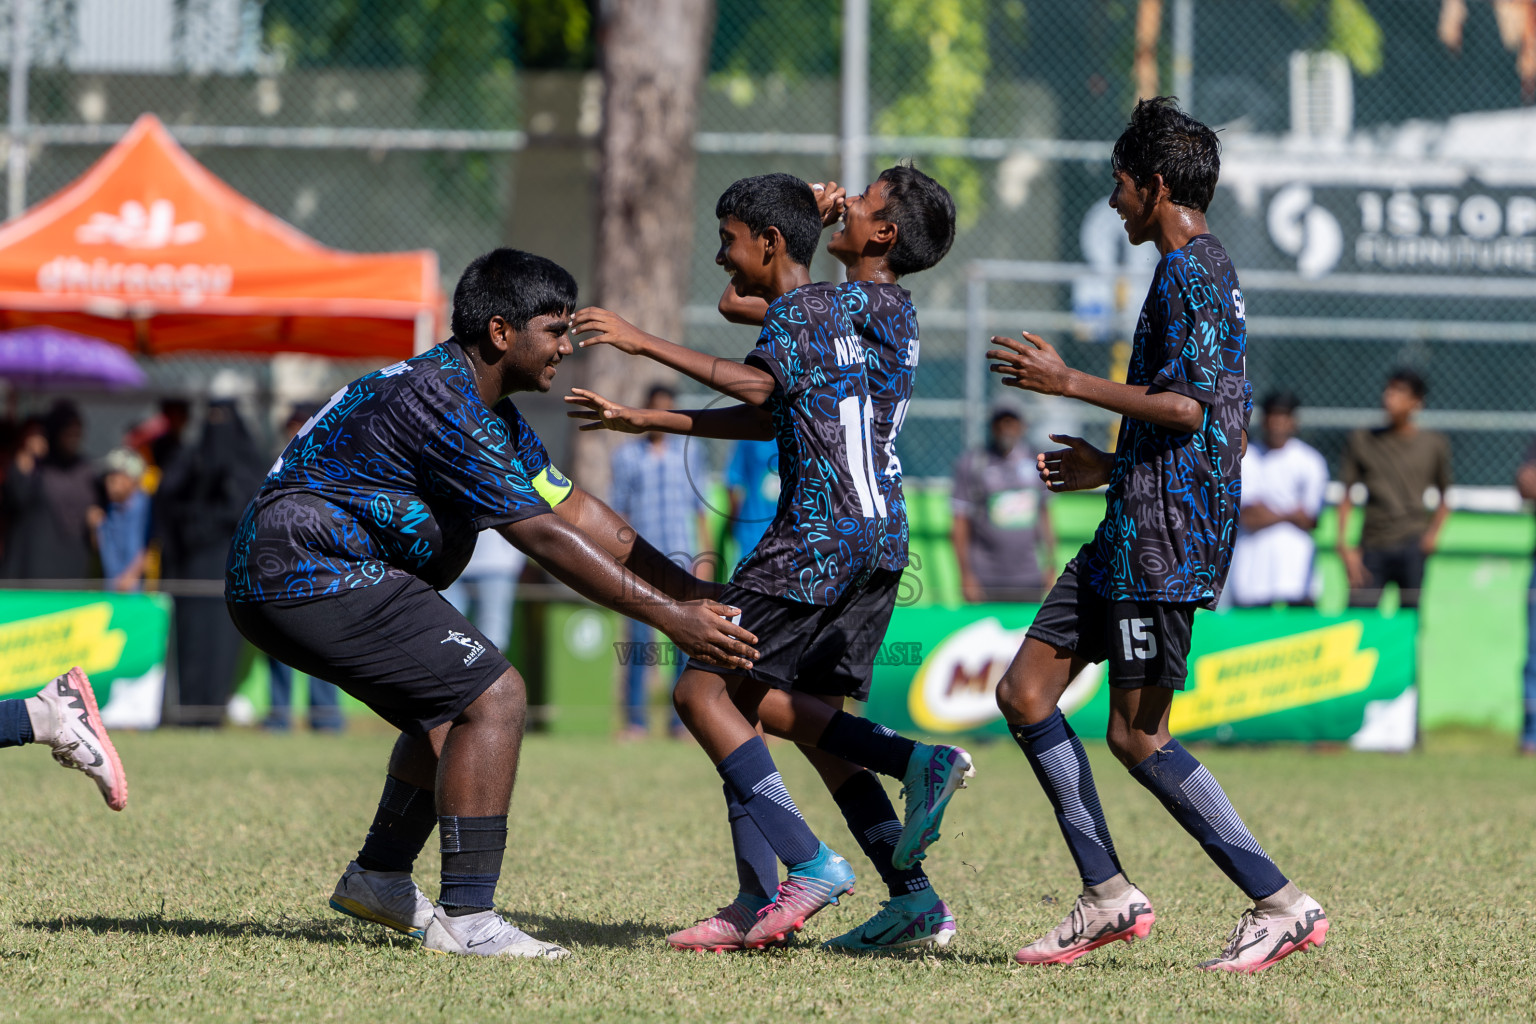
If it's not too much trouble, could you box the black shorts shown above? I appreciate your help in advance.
[227,574,512,735]
[1025,556,1197,690]
[689,569,903,703]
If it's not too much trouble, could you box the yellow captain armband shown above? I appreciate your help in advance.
[533,464,574,507]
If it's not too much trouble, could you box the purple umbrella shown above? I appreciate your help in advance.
[0,326,148,390]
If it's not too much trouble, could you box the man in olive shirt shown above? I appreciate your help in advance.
[951,404,1055,602]
[1337,369,1451,609]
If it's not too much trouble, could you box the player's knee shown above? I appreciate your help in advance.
[671,670,714,720]
[1105,717,1158,768]
[463,667,526,727]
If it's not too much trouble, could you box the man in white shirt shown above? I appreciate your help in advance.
[1228,391,1329,607]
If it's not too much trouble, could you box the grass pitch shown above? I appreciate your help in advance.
[1,725,1532,1023]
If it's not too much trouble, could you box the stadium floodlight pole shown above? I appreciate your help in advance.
[1171,0,1194,111]
[840,0,869,203]
[7,0,30,220]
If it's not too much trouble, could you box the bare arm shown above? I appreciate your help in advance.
[950,514,980,603]
[1036,496,1057,588]
[572,307,777,406]
[498,512,756,669]
[550,485,717,602]
[988,333,1204,433]
[719,283,769,327]
[566,390,773,441]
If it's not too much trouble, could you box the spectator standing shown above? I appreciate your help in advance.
[1,401,98,580]
[724,438,779,570]
[1228,392,1330,607]
[951,403,1055,602]
[92,448,152,592]
[1517,441,1536,756]
[1338,369,1451,610]
[608,385,709,738]
[260,406,343,733]
[158,399,266,726]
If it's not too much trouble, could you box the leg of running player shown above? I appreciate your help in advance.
[672,667,854,947]
[330,728,443,937]
[1108,685,1327,973]
[747,685,974,869]
[995,637,1153,965]
[789,695,957,952]
[0,667,127,811]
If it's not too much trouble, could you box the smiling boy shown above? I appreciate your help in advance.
[225,248,756,959]
[985,98,1327,973]
[567,173,971,951]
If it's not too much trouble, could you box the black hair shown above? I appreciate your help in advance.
[1110,96,1221,212]
[715,173,822,268]
[1387,368,1428,400]
[990,407,1023,425]
[875,163,957,277]
[645,384,676,407]
[451,248,578,343]
[1261,390,1301,415]
[44,399,82,438]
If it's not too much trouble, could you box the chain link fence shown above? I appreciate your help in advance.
[3,0,1535,488]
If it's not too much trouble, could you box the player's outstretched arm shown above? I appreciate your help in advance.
[988,332,1204,433]
[1037,434,1115,492]
[572,307,776,406]
[499,513,757,670]
[565,389,773,441]
[550,485,717,602]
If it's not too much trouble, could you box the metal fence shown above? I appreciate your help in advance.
[4,0,1536,489]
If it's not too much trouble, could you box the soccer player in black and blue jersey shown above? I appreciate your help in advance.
[987,98,1327,973]
[225,249,758,959]
[705,164,966,953]
[568,173,971,952]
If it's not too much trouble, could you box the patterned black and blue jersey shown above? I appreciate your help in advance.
[732,281,884,605]
[1082,234,1250,608]
[840,280,916,572]
[226,340,571,602]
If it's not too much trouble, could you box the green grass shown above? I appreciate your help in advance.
[2,726,1533,1023]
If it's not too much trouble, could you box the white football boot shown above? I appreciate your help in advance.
[329,861,434,938]
[421,906,570,959]
[30,667,128,811]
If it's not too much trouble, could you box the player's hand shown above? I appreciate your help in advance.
[1340,546,1368,588]
[1419,529,1440,556]
[563,388,650,433]
[662,599,759,671]
[572,307,657,356]
[810,180,847,226]
[961,575,984,604]
[1037,434,1113,492]
[989,332,1073,396]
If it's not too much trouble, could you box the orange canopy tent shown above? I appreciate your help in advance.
[0,114,440,360]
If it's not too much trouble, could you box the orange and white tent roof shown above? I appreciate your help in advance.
[0,114,440,359]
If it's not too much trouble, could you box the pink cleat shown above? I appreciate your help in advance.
[32,667,128,811]
[1199,894,1328,973]
[667,900,781,953]
[1013,887,1155,966]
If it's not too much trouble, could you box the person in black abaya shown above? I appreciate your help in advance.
[1,403,99,580]
[157,399,267,726]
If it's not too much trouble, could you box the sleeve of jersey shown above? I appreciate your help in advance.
[425,401,557,530]
[743,304,800,398]
[500,398,574,510]
[1151,255,1222,406]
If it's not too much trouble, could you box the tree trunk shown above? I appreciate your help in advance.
[572,0,716,499]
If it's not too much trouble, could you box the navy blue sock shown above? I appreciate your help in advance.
[832,771,931,897]
[816,711,917,780]
[716,737,820,867]
[438,814,506,915]
[1129,740,1288,900]
[723,784,778,901]
[0,699,34,748]
[356,775,437,873]
[1009,710,1123,886]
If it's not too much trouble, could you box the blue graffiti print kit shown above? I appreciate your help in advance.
[1080,233,1251,607]
[840,280,917,574]
[226,340,567,602]
[729,281,886,606]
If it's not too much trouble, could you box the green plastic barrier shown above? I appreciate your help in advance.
[541,602,621,735]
